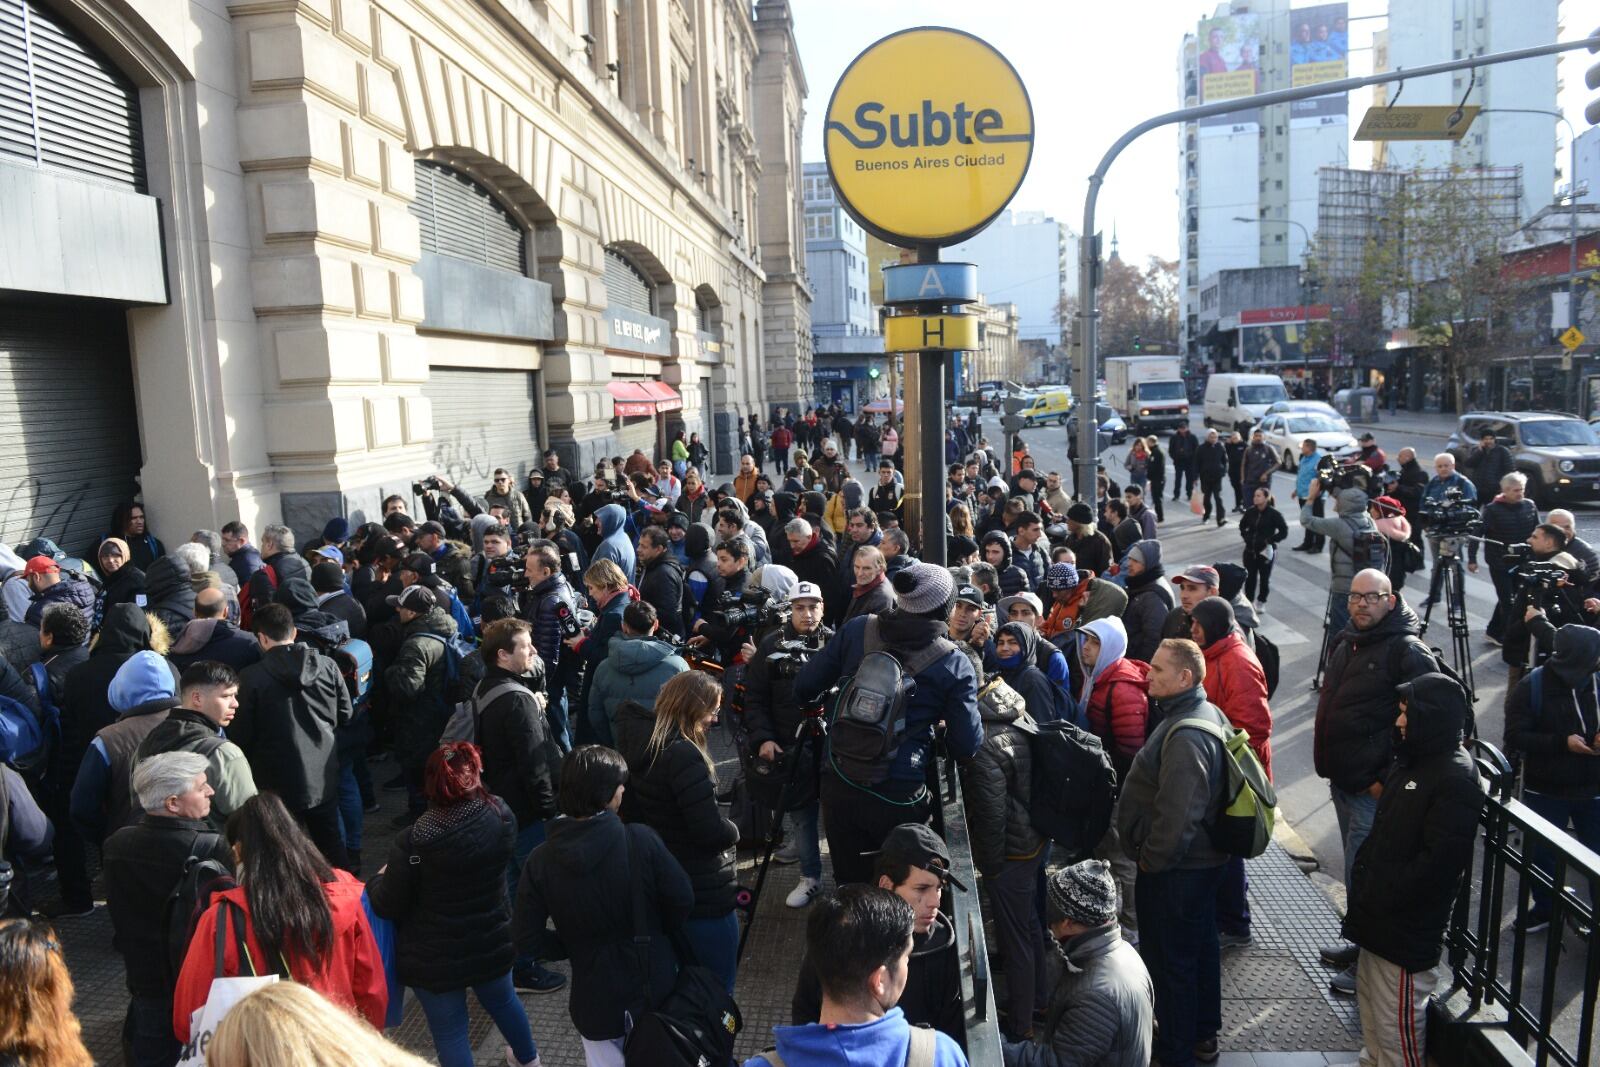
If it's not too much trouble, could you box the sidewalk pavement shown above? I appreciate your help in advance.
[1342,407,1460,440]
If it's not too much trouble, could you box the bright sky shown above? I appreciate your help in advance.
[792,0,1593,267]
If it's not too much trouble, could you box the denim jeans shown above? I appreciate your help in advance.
[1331,783,1379,887]
[412,971,538,1067]
[546,683,572,753]
[508,818,548,969]
[1326,598,1351,641]
[123,994,179,1067]
[1137,864,1226,1067]
[789,801,823,881]
[1215,855,1251,937]
[1521,790,1600,917]
[338,763,364,853]
[683,911,740,994]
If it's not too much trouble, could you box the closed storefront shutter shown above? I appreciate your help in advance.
[421,368,541,491]
[0,297,142,556]
[604,249,653,314]
[411,161,525,275]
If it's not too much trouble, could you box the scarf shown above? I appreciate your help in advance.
[853,572,886,598]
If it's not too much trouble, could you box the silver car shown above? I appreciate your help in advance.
[1447,412,1600,506]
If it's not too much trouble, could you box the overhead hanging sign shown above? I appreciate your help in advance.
[1354,105,1480,141]
[824,27,1034,247]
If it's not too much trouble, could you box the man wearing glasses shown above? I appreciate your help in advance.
[1311,568,1438,997]
[484,466,533,530]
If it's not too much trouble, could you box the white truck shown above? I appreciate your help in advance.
[1104,356,1190,434]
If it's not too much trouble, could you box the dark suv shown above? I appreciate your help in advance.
[1447,412,1600,506]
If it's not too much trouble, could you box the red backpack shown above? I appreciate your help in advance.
[238,563,278,631]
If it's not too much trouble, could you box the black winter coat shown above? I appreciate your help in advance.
[248,550,310,616]
[140,555,195,640]
[99,565,146,613]
[743,623,834,752]
[1504,625,1600,798]
[1195,441,1228,483]
[1239,505,1289,560]
[1067,529,1113,579]
[1344,674,1483,971]
[962,678,1042,877]
[613,701,739,918]
[1468,497,1539,567]
[232,643,352,809]
[316,592,368,640]
[1313,602,1436,794]
[788,536,845,624]
[638,554,687,637]
[513,811,694,1040]
[475,667,561,826]
[56,605,172,781]
[1168,429,1198,472]
[369,795,517,991]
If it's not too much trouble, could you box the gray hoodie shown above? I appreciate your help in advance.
[1300,487,1374,595]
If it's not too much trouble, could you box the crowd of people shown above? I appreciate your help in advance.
[0,403,1587,1067]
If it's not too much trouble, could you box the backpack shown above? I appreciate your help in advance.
[1253,632,1280,700]
[620,830,741,1067]
[827,617,954,790]
[1341,517,1390,573]
[415,629,476,703]
[1162,717,1276,858]
[239,563,278,631]
[1026,717,1118,860]
[439,678,528,746]
[165,832,235,978]
[0,694,44,772]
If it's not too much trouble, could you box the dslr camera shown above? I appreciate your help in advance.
[706,588,791,635]
[1417,486,1483,538]
[411,474,446,495]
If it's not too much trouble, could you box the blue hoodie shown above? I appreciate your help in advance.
[744,1008,967,1067]
[591,503,636,580]
[109,650,178,715]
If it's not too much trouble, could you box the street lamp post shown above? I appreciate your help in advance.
[1233,216,1314,389]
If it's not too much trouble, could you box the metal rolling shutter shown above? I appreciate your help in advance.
[0,298,142,557]
[421,368,540,490]
[411,161,525,274]
[0,0,145,189]
[604,249,654,314]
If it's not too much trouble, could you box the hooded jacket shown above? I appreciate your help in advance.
[982,531,1032,598]
[992,622,1066,727]
[176,870,386,1040]
[636,550,687,638]
[475,666,560,826]
[24,571,97,628]
[169,618,262,671]
[1121,541,1175,665]
[1116,683,1229,873]
[232,642,353,810]
[1078,618,1151,777]
[1314,600,1437,793]
[513,811,695,1040]
[1007,923,1154,1067]
[1067,527,1113,580]
[139,554,196,641]
[1192,598,1273,778]
[591,503,637,580]
[1344,673,1483,971]
[964,670,1043,876]
[1505,625,1600,798]
[70,650,175,841]
[99,561,147,614]
[383,606,458,770]
[613,700,739,918]
[57,605,172,781]
[133,707,257,829]
[588,635,688,732]
[1301,488,1376,595]
[248,549,311,618]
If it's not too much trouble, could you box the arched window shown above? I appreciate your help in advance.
[604,247,655,314]
[695,291,715,333]
[0,0,144,189]
[410,160,526,274]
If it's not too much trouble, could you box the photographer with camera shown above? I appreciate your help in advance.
[523,543,579,751]
[1502,525,1586,701]
[472,524,522,618]
[744,582,835,909]
[1302,471,1380,639]
[1466,472,1540,645]
[1546,509,1600,590]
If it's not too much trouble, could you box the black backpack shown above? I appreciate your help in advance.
[828,618,953,790]
[1342,517,1390,573]
[1025,718,1118,861]
[165,832,235,979]
[1253,632,1280,699]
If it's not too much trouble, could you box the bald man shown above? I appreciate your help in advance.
[169,587,262,671]
[1547,509,1600,587]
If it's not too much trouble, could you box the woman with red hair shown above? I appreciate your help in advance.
[368,743,543,1067]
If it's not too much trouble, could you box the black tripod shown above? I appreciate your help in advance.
[1419,536,1476,701]
[736,710,827,959]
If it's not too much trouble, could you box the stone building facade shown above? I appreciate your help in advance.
[0,0,809,551]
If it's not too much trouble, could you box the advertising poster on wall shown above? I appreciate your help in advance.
[1289,3,1349,129]
[1196,13,1261,135]
[1240,323,1306,365]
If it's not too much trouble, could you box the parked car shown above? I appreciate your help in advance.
[1446,412,1600,506]
[1264,400,1341,420]
[1257,410,1360,472]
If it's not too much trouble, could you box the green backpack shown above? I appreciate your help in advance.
[1162,717,1277,858]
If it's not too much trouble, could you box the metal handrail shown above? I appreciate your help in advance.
[1446,738,1600,1067]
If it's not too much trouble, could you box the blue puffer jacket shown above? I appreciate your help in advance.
[24,571,97,628]
[528,573,578,682]
[591,504,636,580]
[795,610,982,797]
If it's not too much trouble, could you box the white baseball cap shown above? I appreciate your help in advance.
[791,581,824,603]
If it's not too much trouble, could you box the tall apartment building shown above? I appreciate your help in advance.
[1376,0,1560,221]
[803,161,884,412]
[1178,0,1351,365]
[0,0,809,548]
[941,210,1077,345]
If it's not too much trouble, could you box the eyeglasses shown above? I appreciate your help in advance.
[1346,592,1389,605]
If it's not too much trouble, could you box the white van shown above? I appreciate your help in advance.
[1204,373,1289,433]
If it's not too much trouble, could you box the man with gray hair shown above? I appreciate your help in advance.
[1467,471,1540,644]
[784,516,844,623]
[1546,509,1600,587]
[191,529,240,596]
[879,526,914,577]
[102,751,233,1067]
[246,522,310,622]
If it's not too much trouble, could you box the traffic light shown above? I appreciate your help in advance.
[1133,335,1142,352]
[1588,25,1600,127]
[868,366,880,379]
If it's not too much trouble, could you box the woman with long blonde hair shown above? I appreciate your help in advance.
[611,670,740,993]
[949,501,975,539]
[0,919,93,1067]
[207,981,431,1067]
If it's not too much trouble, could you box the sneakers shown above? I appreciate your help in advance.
[1193,1036,1220,1063]
[772,841,800,866]
[786,877,822,909]
[1320,941,1359,968]
[512,963,568,994]
[1329,964,1357,996]
[1515,910,1552,935]
[504,1049,542,1067]
[1218,930,1252,951]
[1485,633,1503,647]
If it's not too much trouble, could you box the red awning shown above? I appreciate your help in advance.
[607,380,682,417]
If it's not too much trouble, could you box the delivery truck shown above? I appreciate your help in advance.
[1104,356,1189,434]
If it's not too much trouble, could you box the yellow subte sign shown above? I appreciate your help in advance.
[824,28,1034,247]
[885,314,979,353]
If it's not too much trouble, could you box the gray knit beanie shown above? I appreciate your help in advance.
[892,561,955,615]
[1045,859,1119,927]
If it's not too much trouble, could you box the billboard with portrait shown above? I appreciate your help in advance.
[1289,3,1348,128]
[1240,323,1306,366]
[1196,13,1261,134]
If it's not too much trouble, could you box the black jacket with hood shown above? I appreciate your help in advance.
[232,642,353,809]
[57,605,174,781]
[1344,673,1483,971]
[1505,624,1600,798]
[513,811,694,1040]
[140,555,195,641]
[982,531,1032,597]
[963,664,1043,877]
[637,551,687,638]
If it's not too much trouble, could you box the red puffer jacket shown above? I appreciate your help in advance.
[1201,633,1274,779]
[1084,657,1151,775]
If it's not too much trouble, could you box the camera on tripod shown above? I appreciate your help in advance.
[1418,487,1483,538]
[706,588,791,634]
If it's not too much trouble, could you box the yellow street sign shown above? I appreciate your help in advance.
[1354,105,1480,141]
[885,314,980,352]
[824,28,1034,247]
[1561,326,1585,352]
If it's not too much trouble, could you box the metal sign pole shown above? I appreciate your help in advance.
[917,244,948,566]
